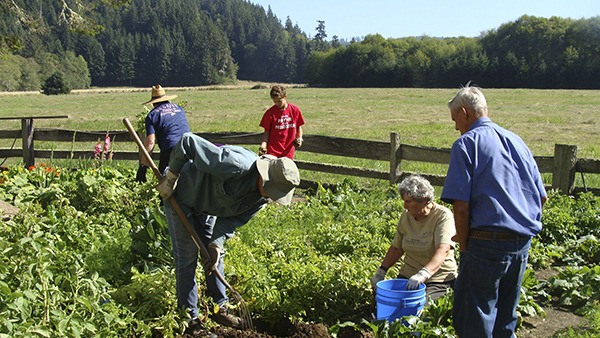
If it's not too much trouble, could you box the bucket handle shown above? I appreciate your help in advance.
[388,298,426,320]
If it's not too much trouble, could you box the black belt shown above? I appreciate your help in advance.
[469,229,529,241]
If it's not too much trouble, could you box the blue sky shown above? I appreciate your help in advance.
[249,0,600,40]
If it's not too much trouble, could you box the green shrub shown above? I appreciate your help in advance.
[41,72,71,95]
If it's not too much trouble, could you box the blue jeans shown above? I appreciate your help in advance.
[163,197,263,319]
[453,238,531,338]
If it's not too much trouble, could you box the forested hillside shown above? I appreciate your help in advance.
[1,1,600,90]
[0,0,312,89]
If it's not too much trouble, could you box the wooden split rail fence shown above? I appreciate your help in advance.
[0,116,599,195]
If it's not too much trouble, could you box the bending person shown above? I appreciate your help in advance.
[158,132,300,330]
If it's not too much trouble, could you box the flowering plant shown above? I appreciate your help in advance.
[94,132,114,160]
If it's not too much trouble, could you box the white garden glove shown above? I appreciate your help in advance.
[370,266,388,289]
[406,267,431,290]
[156,169,179,199]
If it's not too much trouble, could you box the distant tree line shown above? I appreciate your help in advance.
[307,15,600,89]
[1,0,599,90]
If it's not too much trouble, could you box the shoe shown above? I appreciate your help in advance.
[211,306,245,329]
[203,243,220,274]
[183,317,206,335]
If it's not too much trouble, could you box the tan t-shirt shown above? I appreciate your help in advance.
[391,202,458,283]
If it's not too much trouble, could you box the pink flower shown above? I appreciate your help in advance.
[104,133,111,154]
[94,140,103,159]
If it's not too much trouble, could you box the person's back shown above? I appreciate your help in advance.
[444,118,544,236]
[145,102,190,153]
[137,85,190,181]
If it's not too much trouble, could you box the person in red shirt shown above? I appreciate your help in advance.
[259,85,305,159]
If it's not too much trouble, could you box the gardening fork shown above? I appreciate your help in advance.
[122,118,254,331]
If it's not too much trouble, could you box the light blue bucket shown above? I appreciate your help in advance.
[375,278,426,322]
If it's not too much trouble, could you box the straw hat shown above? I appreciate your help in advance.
[142,85,178,105]
[256,155,300,206]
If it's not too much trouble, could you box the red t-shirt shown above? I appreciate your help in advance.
[259,103,305,159]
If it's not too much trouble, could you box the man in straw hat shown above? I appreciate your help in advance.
[136,84,190,182]
[157,132,300,330]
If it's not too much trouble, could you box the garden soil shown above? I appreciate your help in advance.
[179,306,585,338]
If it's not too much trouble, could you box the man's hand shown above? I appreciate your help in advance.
[293,137,303,148]
[370,267,387,289]
[407,267,431,290]
[136,164,148,183]
[156,169,179,199]
[258,142,267,155]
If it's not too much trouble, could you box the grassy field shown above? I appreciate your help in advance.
[0,83,599,188]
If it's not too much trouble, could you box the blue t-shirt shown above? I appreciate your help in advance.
[441,118,547,236]
[145,103,190,151]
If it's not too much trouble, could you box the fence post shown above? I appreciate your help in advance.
[21,118,34,168]
[552,144,577,194]
[390,132,401,184]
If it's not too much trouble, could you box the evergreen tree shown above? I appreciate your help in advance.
[41,71,70,95]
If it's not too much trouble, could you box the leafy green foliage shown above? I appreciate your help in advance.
[545,266,600,316]
[0,162,178,337]
[530,191,600,268]
[227,180,398,324]
[518,269,546,319]
[0,163,599,337]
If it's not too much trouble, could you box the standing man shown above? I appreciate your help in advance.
[158,132,300,330]
[441,83,547,338]
[259,85,305,159]
[136,84,190,182]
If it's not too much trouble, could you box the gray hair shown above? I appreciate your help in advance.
[447,82,488,118]
[398,174,435,203]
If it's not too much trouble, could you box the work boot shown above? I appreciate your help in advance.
[202,243,220,275]
[183,317,207,335]
[211,305,245,329]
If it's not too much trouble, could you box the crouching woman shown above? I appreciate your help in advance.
[371,174,457,303]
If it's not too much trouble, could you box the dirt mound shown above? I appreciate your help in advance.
[521,307,584,337]
[179,318,371,338]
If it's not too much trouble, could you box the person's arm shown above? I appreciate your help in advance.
[406,243,452,289]
[380,245,404,270]
[423,243,452,275]
[140,134,156,166]
[294,126,303,147]
[452,200,470,252]
[371,245,404,288]
[259,131,269,155]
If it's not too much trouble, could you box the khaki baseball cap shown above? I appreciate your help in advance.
[256,155,300,205]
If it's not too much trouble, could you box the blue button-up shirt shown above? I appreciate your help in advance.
[441,118,547,236]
